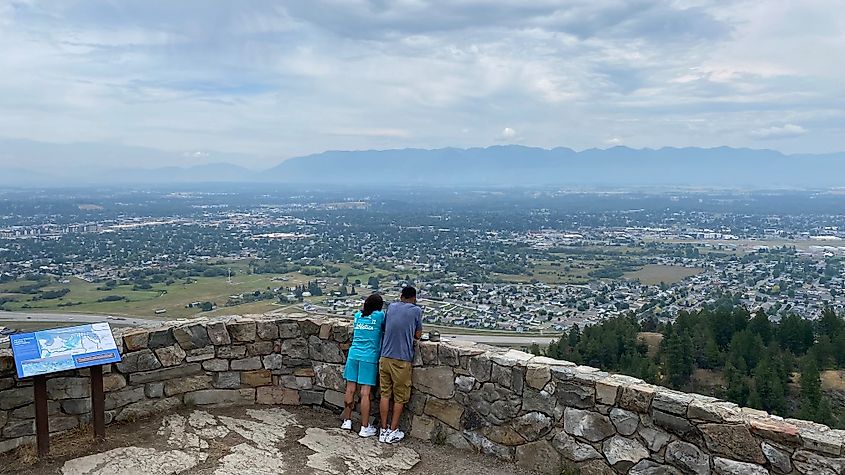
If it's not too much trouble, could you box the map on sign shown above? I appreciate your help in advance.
[9,323,122,378]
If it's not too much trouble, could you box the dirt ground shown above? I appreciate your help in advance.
[0,405,540,475]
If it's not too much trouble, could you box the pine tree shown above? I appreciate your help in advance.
[663,333,694,388]
[798,358,831,424]
[751,349,786,415]
[815,398,834,427]
[725,360,750,406]
[567,324,581,349]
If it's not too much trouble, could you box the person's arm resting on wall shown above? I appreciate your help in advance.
[414,307,423,340]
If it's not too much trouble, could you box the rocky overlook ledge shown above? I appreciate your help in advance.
[1,314,843,474]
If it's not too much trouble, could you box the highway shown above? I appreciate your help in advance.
[0,311,160,328]
[441,333,559,346]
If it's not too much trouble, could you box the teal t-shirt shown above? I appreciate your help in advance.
[347,310,385,363]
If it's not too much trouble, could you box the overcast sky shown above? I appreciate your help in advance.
[1,0,843,169]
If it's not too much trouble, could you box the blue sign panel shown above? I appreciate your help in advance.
[9,323,122,378]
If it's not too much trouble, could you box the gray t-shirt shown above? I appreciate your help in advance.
[380,301,422,362]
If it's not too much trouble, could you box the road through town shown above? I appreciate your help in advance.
[0,311,160,328]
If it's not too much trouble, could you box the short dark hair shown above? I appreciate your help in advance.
[362,293,384,316]
[401,286,417,299]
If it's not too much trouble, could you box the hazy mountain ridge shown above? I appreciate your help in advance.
[2,142,844,187]
[267,145,845,187]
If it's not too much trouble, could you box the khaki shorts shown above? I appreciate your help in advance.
[379,357,413,404]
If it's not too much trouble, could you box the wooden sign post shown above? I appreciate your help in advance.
[90,365,106,441]
[33,375,49,457]
[10,323,122,458]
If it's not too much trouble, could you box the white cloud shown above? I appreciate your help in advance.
[750,124,808,140]
[0,0,842,171]
[499,127,518,141]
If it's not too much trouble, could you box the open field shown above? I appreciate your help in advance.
[624,264,704,285]
[648,237,845,254]
[0,272,316,320]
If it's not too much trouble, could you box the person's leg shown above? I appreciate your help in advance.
[390,401,404,431]
[342,381,357,421]
[341,358,360,424]
[378,358,393,430]
[359,385,372,427]
[386,361,412,441]
[379,397,391,429]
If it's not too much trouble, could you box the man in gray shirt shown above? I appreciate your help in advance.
[378,286,422,443]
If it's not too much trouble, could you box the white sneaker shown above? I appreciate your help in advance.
[359,425,378,438]
[385,429,405,444]
[378,428,391,443]
[341,419,352,430]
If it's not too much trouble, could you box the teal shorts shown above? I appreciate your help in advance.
[344,358,378,386]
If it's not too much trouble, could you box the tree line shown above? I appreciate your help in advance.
[543,298,845,428]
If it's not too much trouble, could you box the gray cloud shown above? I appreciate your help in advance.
[0,0,841,171]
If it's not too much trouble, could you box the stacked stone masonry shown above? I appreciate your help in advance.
[0,314,843,474]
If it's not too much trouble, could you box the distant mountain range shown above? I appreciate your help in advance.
[266,146,845,188]
[2,142,844,188]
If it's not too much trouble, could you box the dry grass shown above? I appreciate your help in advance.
[7,425,96,471]
[637,332,663,358]
[624,264,704,285]
[821,370,845,392]
[691,368,726,391]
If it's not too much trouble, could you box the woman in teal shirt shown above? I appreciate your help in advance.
[341,293,385,437]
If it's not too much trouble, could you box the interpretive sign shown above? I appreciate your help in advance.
[9,323,121,379]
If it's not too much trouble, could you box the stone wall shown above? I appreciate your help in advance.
[1,315,843,474]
